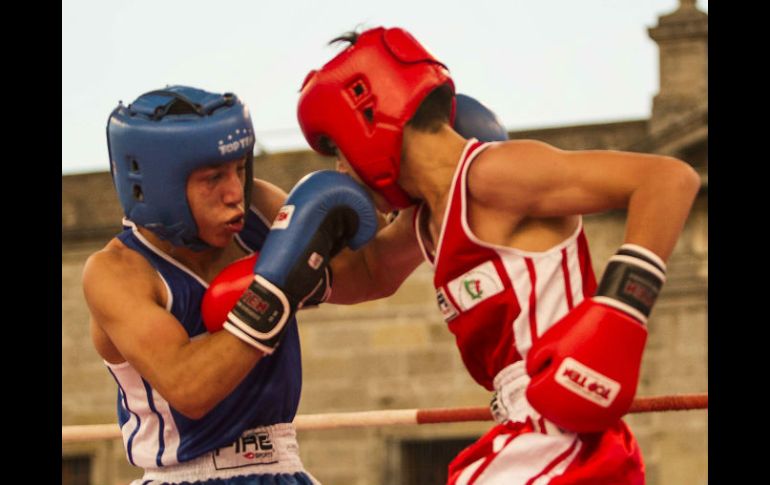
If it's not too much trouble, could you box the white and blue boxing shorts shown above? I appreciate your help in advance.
[132,423,320,485]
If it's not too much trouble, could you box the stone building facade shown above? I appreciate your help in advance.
[62,2,707,484]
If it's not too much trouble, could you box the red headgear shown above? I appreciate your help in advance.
[297,27,455,209]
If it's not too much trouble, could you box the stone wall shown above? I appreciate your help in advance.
[507,119,648,151]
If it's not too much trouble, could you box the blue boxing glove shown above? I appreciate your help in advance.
[223,171,378,354]
[453,93,508,142]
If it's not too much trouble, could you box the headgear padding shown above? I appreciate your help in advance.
[297,27,455,209]
[107,85,255,250]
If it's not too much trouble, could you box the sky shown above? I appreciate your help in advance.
[62,0,708,175]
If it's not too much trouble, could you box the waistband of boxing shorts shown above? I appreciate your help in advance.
[137,423,315,483]
[491,362,565,436]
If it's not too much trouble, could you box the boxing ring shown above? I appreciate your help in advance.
[62,393,707,443]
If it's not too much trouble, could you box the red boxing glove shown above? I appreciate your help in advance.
[202,252,333,333]
[525,300,647,433]
[525,244,666,433]
[202,254,258,333]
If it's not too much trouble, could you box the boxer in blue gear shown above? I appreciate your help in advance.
[83,85,382,485]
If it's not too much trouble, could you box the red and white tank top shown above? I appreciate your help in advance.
[414,140,597,390]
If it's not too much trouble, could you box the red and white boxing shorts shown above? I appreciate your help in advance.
[448,362,644,485]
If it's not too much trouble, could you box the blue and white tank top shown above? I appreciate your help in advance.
[105,206,303,467]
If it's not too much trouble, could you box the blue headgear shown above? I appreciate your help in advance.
[453,93,509,142]
[107,85,255,250]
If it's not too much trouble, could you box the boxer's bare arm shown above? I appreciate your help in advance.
[468,140,701,262]
[83,245,262,419]
[328,207,423,304]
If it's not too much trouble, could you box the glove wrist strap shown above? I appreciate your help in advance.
[224,274,293,353]
[299,266,333,309]
[595,244,666,325]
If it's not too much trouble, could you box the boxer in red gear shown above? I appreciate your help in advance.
[296,27,701,484]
